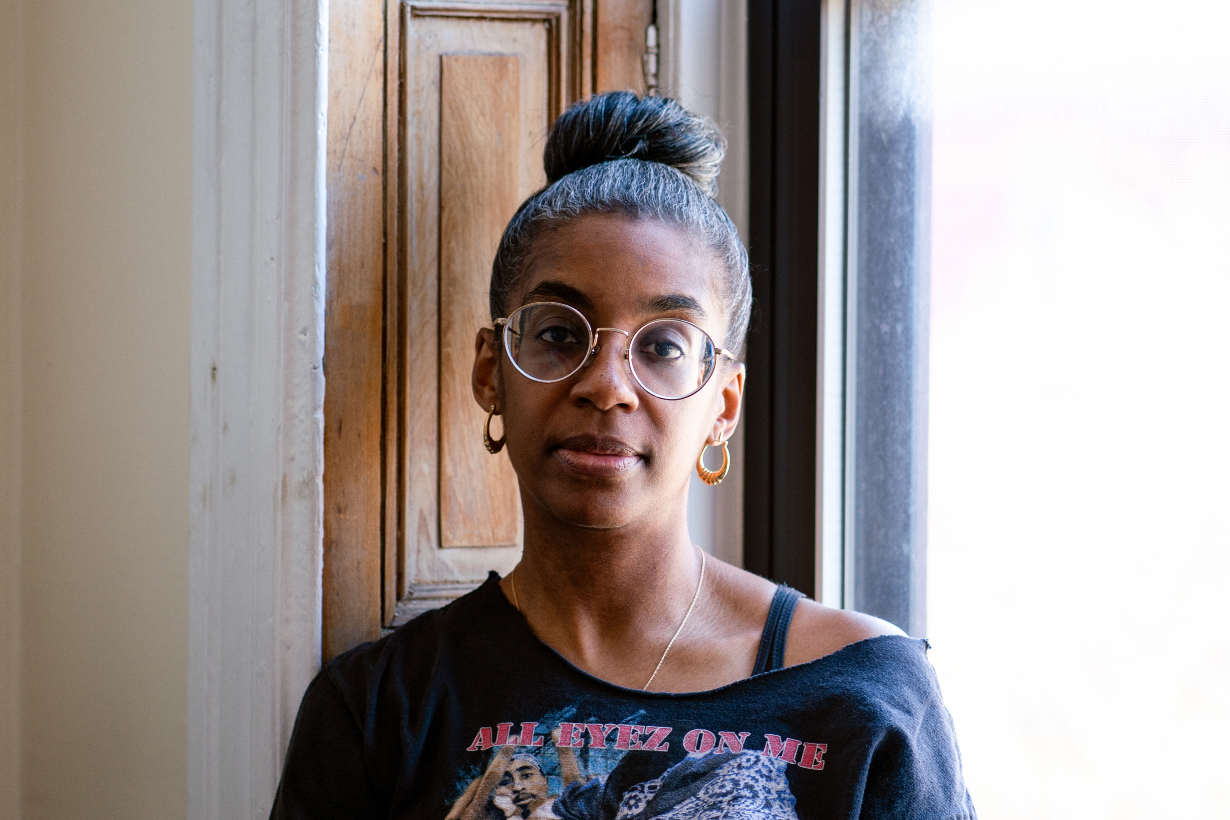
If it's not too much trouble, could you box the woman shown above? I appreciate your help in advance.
[272,91,976,819]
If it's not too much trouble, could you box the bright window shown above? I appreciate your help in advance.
[927,0,1230,816]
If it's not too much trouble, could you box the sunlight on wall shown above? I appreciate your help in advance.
[927,1,1230,817]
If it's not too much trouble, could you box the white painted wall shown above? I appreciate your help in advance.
[3,0,193,816]
[665,0,749,568]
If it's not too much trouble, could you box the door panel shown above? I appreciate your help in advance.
[438,54,523,552]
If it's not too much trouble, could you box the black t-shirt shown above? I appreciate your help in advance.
[272,573,976,820]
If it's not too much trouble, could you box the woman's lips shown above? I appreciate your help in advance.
[552,435,642,477]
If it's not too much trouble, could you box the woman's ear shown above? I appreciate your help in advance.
[710,362,745,442]
[472,327,501,411]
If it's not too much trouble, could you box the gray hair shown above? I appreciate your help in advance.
[489,92,752,358]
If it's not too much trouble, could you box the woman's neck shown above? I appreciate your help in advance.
[505,504,705,688]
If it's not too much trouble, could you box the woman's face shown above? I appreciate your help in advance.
[472,213,744,533]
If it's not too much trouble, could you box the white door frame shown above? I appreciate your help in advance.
[188,0,328,816]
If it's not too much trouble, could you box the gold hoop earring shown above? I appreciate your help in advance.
[696,436,730,486]
[483,406,505,454]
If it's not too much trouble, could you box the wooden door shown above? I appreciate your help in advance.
[324,0,653,659]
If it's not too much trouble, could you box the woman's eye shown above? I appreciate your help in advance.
[642,338,685,360]
[536,324,580,345]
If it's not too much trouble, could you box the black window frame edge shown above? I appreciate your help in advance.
[745,0,822,596]
[745,0,931,637]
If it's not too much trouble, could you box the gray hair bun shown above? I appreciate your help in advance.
[491,91,751,357]
[543,91,726,196]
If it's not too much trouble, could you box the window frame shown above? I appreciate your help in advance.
[745,0,932,636]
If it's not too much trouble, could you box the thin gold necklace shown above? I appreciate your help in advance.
[509,548,707,692]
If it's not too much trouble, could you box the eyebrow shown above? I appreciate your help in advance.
[642,293,706,318]
[520,280,706,320]
[519,280,593,311]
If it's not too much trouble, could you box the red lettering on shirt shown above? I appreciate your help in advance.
[799,742,827,770]
[682,729,716,754]
[517,722,545,747]
[761,734,802,765]
[612,724,644,751]
[467,727,494,752]
[474,722,823,768]
[717,731,751,753]
[641,726,672,752]
[493,723,514,746]
[587,724,616,749]
[555,723,584,748]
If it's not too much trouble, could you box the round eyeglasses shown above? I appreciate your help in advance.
[494,302,735,400]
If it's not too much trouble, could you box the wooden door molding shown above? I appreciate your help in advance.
[407,1,584,112]
[323,0,387,659]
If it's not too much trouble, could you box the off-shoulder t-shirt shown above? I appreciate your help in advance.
[271,573,976,820]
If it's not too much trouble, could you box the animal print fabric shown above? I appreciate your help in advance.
[614,753,799,820]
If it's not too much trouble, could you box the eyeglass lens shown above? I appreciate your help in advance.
[503,302,718,400]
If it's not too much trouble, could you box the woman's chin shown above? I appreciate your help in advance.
[528,488,647,533]
[553,504,638,532]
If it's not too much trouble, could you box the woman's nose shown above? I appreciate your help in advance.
[570,329,639,410]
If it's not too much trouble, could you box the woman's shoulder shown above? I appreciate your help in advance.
[708,559,907,668]
[784,597,907,668]
[708,560,910,678]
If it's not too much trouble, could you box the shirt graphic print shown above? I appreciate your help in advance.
[447,710,827,819]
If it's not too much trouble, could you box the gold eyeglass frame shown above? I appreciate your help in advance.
[493,301,736,400]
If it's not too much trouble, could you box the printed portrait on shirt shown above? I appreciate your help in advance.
[448,708,805,820]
